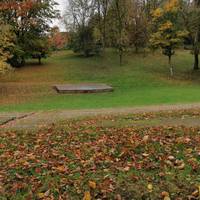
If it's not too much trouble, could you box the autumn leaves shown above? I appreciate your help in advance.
[0,111,200,199]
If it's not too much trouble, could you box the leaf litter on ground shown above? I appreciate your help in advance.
[0,109,200,199]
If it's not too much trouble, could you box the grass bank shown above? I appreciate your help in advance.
[1,49,200,112]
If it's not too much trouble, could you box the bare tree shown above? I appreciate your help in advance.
[112,0,129,65]
[95,0,111,48]
[65,0,97,30]
[128,0,148,52]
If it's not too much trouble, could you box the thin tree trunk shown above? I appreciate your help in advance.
[38,57,41,65]
[120,50,123,66]
[103,0,109,49]
[193,14,199,70]
[135,45,138,53]
[193,34,199,70]
[194,52,199,70]
[103,18,106,49]
[22,57,25,66]
[168,55,174,77]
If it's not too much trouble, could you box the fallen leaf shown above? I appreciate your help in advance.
[53,165,67,173]
[177,163,185,170]
[116,194,122,200]
[161,191,170,197]
[44,190,50,197]
[83,191,91,200]
[15,173,23,179]
[37,192,45,199]
[142,153,149,157]
[168,156,175,161]
[123,166,130,171]
[147,184,153,192]
[191,189,199,197]
[143,135,149,143]
[89,181,96,189]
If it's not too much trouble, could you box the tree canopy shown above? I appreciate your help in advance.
[64,0,200,73]
[0,0,59,67]
[0,21,14,73]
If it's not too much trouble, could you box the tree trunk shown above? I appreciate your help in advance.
[120,50,123,66]
[194,53,199,70]
[168,55,174,77]
[103,18,106,49]
[135,45,138,53]
[21,57,25,66]
[38,57,41,65]
[193,25,199,70]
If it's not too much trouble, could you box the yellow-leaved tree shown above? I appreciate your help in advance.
[150,0,188,76]
[0,22,14,74]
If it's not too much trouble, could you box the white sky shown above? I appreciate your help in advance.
[51,0,68,31]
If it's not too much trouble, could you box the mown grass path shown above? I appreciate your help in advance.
[2,103,200,130]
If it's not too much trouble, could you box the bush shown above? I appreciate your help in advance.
[0,60,12,74]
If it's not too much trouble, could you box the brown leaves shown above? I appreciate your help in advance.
[1,112,200,199]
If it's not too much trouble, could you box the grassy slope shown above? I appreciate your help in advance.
[1,49,200,112]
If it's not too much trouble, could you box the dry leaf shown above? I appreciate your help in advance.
[83,191,91,200]
[89,181,96,189]
[177,163,185,170]
[37,192,45,199]
[123,166,130,171]
[147,184,153,192]
[15,173,23,179]
[143,135,149,143]
[161,191,170,197]
[168,156,175,161]
[116,194,122,200]
[191,189,199,197]
[53,165,67,173]
[44,190,50,197]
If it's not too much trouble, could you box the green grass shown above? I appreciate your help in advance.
[1,49,200,112]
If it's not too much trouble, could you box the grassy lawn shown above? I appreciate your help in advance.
[1,49,200,112]
[1,110,200,199]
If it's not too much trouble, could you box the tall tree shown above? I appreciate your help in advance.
[180,0,200,70]
[150,0,188,76]
[111,0,129,65]
[128,0,148,52]
[0,0,58,67]
[95,0,111,48]
[65,0,102,56]
[0,21,14,73]
[191,0,200,70]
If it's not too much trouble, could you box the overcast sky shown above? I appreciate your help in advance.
[51,0,68,31]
